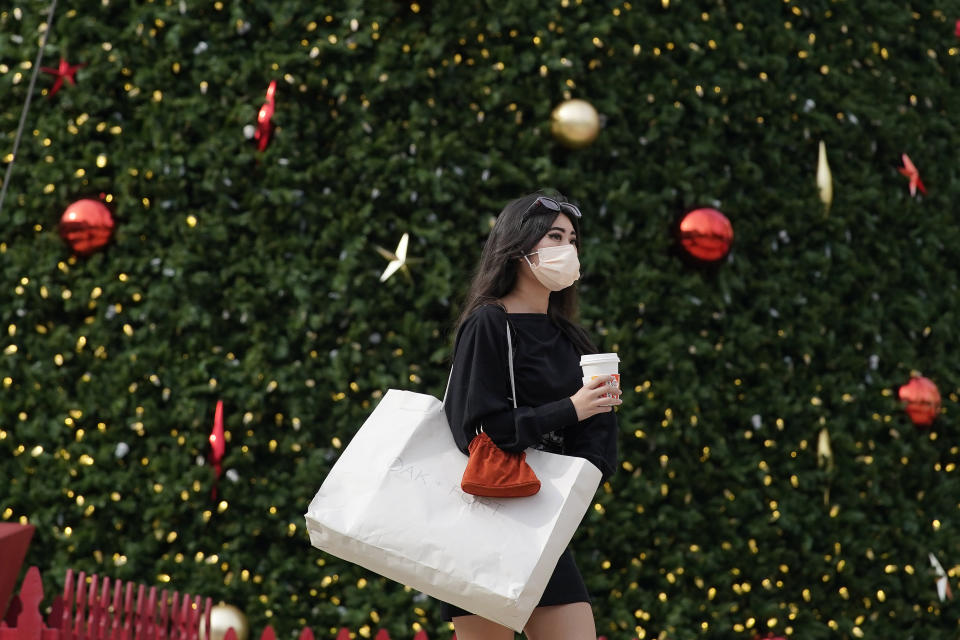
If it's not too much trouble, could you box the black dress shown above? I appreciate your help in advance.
[439,305,619,621]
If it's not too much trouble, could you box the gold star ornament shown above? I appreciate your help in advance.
[376,233,410,282]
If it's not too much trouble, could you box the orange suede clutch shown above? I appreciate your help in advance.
[460,432,541,498]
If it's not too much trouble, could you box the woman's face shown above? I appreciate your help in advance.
[526,213,578,266]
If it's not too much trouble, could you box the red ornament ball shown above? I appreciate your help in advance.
[59,199,114,256]
[679,207,733,262]
[898,376,941,427]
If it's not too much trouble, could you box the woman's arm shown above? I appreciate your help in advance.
[444,306,578,453]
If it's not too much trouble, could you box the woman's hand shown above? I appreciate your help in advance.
[571,375,622,421]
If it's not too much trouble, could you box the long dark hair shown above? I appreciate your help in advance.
[455,191,597,355]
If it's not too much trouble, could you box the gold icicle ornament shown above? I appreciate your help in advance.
[929,553,954,602]
[817,140,833,211]
[817,426,834,505]
[817,427,833,471]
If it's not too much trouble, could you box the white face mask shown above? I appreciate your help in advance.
[523,244,580,291]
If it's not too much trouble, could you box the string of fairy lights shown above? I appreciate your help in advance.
[2,1,959,639]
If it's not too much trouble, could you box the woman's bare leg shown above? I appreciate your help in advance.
[523,602,596,640]
[451,614,516,640]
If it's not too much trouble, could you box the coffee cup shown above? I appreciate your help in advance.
[579,353,620,399]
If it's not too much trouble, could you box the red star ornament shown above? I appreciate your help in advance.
[41,58,86,97]
[254,80,277,151]
[898,153,927,196]
[209,400,225,499]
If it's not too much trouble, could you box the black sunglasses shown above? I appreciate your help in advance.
[521,196,582,221]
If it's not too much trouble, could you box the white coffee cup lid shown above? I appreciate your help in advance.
[580,353,620,366]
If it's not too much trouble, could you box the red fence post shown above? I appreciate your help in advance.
[108,578,122,640]
[296,627,314,640]
[0,567,59,640]
[199,598,211,640]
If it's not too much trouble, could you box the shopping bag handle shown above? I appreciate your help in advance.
[442,321,517,410]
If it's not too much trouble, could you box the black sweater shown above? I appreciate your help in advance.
[444,305,618,481]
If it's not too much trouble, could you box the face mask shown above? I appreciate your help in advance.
[523,244,580,291]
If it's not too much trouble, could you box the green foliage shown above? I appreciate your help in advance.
[2,1,960,638]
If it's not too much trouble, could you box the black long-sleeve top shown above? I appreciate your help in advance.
[444,305,618,481]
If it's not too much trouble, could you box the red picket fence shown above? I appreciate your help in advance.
[0,567,210,640]
[1,567,622,640]
[58,567,211,640]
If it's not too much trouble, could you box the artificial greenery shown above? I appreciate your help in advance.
[2,1,959,638]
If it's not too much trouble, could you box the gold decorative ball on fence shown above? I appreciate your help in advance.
[200,603,250,640]
[550,98,600,149]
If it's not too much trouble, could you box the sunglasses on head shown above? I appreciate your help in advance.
[521,196,582,221]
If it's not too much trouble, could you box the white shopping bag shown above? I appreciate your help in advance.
[304,388,602,632]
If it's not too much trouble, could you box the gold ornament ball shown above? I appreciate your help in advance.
[199,603,249,640]
[550,99,600,149]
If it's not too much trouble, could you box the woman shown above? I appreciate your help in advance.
[442,191,621,640]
